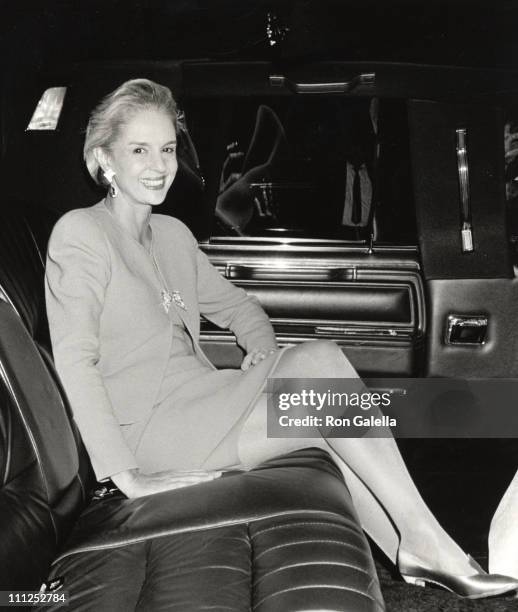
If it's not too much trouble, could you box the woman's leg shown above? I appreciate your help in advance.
[488,469,518,577]
[238,340,477,574]
[327,450,400,563]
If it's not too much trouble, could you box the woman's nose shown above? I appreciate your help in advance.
[150,150,167,172]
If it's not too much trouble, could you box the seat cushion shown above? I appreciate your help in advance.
[41,450,385,612]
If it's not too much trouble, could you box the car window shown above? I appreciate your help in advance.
[184,94,415,244]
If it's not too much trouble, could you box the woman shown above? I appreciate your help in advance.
[45,78,518,599]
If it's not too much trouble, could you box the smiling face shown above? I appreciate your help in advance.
[102,107,178,208]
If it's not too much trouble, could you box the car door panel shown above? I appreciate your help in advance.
[199,243,425,377]
[409,100,517,376]
[426,278,518,377]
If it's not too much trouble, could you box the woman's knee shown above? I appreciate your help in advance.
[278,340,354,378]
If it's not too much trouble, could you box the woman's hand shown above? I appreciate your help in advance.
[241,348,278,371]
[111,468,222,499]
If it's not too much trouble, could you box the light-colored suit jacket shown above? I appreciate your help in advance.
[45,201,277,481]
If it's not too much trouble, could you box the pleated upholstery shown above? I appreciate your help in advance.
[39,512,384,612]
[251,517,383,612]
[34,448,384,612]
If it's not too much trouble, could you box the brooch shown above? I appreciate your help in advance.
[161,290,173,314]
[160,290,186,313]
[172,290,187,311]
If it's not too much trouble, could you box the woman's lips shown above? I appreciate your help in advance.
[140,177,166,190]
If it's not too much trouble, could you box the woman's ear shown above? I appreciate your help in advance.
[94,147,111,175]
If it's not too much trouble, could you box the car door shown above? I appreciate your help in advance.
[182,61,425,378]
[409,99,518,377]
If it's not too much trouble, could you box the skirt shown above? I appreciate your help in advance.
[122,321,287,474]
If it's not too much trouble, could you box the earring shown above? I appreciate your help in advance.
[103,168,115,183]
[103,169,118,197]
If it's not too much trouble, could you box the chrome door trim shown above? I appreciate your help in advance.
[456,127,474,253]
[203,236,419,253]
[200,331,418,347]
[207,257,421,273]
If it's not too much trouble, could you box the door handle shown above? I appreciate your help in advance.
[446,315,488,345]
[456,128,474,252]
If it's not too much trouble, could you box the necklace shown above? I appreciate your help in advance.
[102,200,186,314]
[150,247,186,314]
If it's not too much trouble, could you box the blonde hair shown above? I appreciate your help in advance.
[83,78,179,185]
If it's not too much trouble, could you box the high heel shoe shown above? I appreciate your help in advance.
[397,549,518,599]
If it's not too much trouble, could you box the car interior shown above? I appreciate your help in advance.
[1,2,518,610]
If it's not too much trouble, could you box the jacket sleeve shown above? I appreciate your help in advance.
[45,211,139,482]
[179,225,278,353]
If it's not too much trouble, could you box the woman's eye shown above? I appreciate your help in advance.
[133,147,145,154]
[163,146,176,154]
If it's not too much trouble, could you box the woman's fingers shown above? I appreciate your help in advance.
[125,469,223,497]
[171,470,222,484]
[159,469,222,488]
[241,348,278,370]
[159,473,218,491]
[251,350,266,364]
[240,353,253,370]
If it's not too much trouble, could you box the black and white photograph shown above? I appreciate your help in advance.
[1,1,518,610]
